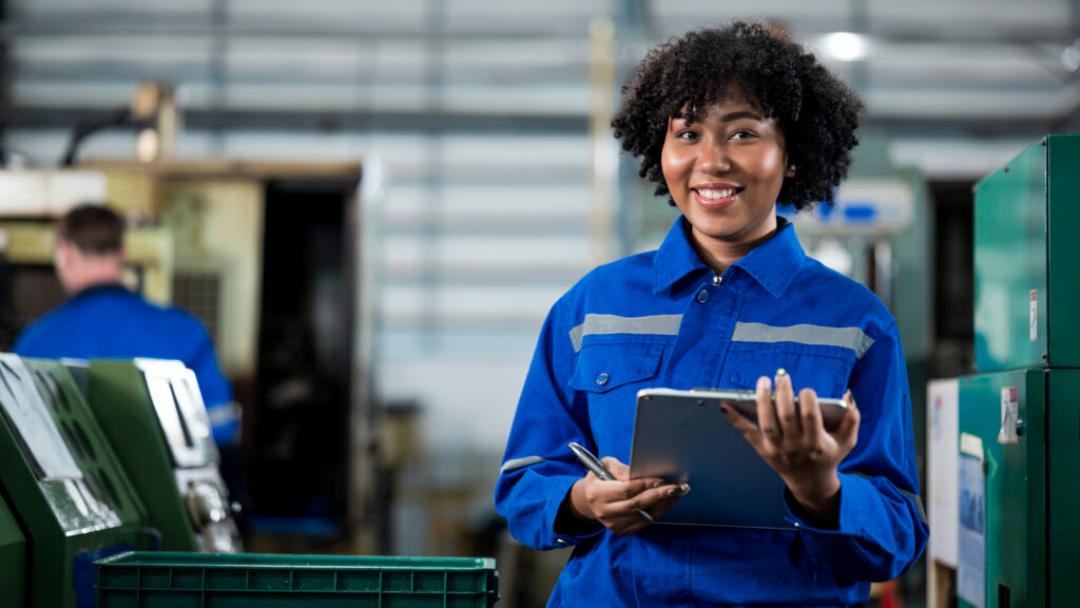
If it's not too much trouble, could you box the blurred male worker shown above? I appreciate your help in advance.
[13,204,239,445]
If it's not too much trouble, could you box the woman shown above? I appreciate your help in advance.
[495,22,927,606]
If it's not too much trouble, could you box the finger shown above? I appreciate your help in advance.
[755,375,781,446]
[594,477,666,502]
[721,405,766,453]
[601,457,630,481]
[834,400,861,453]
[774,368,799,442]
[647,489,685,520]
[798,387,824,451]
[607,483,681,515]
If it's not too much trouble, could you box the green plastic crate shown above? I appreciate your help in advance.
[97,551,499,607]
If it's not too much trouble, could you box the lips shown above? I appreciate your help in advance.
[691,184,743,208]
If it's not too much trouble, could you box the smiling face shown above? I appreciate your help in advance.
[660,92,791,263]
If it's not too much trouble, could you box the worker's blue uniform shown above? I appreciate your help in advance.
[495,216,928,607]
[14,283,238,445]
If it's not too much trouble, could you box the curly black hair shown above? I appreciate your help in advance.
[611,22,863,210]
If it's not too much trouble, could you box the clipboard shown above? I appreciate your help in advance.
[628,387,846,529]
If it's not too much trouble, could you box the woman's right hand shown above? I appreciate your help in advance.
[568,457,686,535]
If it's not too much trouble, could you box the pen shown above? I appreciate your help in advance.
[568,442,654,523]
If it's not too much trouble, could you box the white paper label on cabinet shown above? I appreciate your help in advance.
[998,386,1020,445]
[1029,289,1038,342]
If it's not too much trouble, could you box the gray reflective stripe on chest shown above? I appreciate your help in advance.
[732,322,875,358]
[569,313,683,353]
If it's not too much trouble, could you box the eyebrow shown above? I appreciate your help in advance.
[719,110,764,122]
[671,110,765,124]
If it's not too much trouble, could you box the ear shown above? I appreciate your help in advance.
[54,239,74,266]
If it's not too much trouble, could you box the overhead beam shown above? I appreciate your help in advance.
[7,106,1068,138]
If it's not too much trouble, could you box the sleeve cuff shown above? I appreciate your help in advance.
[782,472,875,536]
[548,475,604,546]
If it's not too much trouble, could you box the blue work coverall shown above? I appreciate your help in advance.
[495,216,928,606]
[14,283,238,444]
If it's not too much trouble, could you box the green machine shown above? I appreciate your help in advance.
[0,354,150,608]
[0,490,27,606]
[86,358,241,553]
[952,134,1080,607]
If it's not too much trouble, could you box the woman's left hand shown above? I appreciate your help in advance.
[721,370,860,523]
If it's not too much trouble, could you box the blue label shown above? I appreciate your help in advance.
[842,204,877,222]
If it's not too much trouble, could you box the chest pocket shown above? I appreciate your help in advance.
[724,343,854,400]
[569,342,664,393]
[568,342,664,457]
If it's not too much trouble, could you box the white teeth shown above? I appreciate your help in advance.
[697,188,735,200]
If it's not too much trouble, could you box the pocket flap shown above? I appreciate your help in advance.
[569,343,664,393]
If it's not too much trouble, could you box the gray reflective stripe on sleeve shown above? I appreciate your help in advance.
[851,472,928,524]
[568,313,683,353]
[207,401,240,427]
[500,455,546,474]
[732,322,875,358]
[900,487,929,525]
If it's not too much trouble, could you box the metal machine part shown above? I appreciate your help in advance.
[87,358,241,553]
[178,470,240,553]
[0,355,148,608]
[136,359,217,469]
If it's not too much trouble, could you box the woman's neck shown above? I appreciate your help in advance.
[687,216,779,274]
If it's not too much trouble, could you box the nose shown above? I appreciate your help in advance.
[697,140,731,175]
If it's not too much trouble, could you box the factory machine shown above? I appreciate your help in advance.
[927,135,1080,607]
[0,353,244,607]
[0,353,151,608]
[0,491,26,606]
[84,358,242,553]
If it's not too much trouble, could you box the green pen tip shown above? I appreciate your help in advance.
[776,368,787,377]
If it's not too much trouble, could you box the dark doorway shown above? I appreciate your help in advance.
[930,180,975,377]
[249,179,355,538]
[0,262,66,350]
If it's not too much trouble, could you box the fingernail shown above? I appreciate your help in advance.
[757,376,771,390]
[776,368,787,378]
[651,480,663,489]
[666,488,676,497]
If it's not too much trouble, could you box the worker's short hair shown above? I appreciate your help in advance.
[57,204,125,254]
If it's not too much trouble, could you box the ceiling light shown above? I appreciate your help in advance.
[1062,40,1080,72]
[822,32,870,62]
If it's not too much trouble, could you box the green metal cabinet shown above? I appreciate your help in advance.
[1045,370,1080,606]
[0,354,149,608]
[939,134,1080,608]
[86,359,241,553]
[0,492,26,607]
[957,369,1080,607]
[974,134,1080,372]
